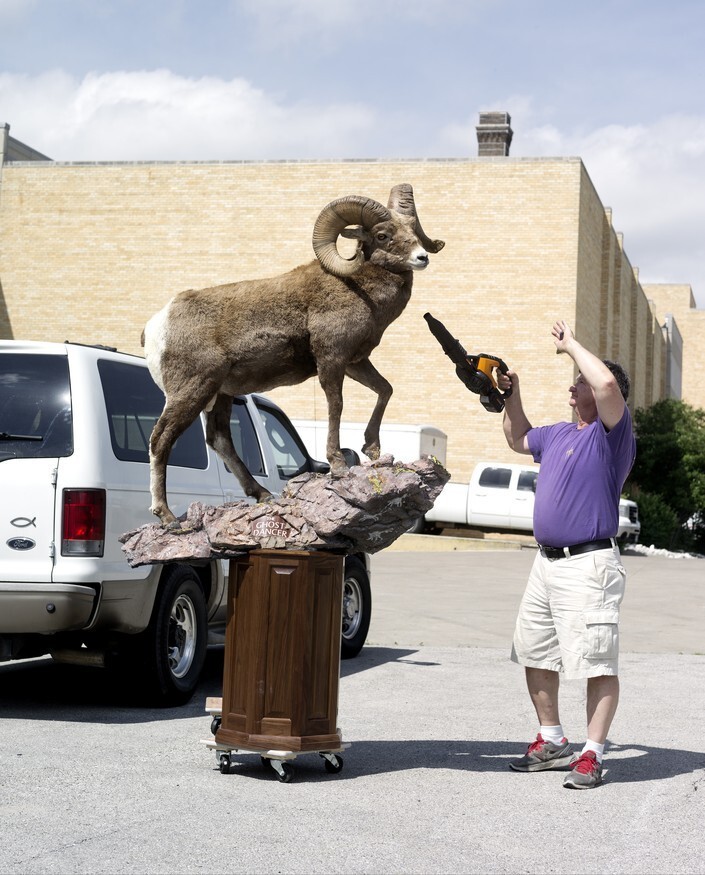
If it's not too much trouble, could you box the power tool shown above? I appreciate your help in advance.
[424,312,512,413]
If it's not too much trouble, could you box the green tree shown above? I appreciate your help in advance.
[626,399,705,551]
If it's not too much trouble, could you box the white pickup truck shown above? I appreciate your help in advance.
[423,461,640,543]
[425,462,539,533]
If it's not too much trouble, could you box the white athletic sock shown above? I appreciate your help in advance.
[581,740,605,762]
[540,724,565,745]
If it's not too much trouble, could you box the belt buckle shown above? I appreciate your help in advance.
[540,544,571,560]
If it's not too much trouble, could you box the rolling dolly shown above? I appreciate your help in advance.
[201,697,349,783]
[202,550,349,784]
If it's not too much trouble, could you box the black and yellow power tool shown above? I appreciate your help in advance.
[424,312,512,413]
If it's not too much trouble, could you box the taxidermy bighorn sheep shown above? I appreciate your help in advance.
[143,183,444,526]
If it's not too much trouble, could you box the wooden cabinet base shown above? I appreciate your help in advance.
[215,549,344,753]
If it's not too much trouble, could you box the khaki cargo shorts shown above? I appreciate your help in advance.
[510,546,626,679]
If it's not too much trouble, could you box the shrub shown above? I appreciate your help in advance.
[628,489,680,550]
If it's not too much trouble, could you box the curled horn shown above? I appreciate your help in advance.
[387,183,445,254]
[312,195,391,277]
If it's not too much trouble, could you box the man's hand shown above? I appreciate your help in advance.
[497,368,515,395]
[552,319,574,354]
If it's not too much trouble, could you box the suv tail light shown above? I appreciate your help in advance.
[62,489,106,557]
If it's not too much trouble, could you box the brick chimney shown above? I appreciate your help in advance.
[476,111,513,157]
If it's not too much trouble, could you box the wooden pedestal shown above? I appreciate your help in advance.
[215,549,344,753]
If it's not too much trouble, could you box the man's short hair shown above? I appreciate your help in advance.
[603,360,630,401]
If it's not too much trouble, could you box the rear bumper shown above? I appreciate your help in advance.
[0,582,96,633]
[617,524,641,544]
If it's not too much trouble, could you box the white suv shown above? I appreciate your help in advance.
[0,340,371,704]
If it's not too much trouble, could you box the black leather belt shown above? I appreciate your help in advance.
[539,538,616,560]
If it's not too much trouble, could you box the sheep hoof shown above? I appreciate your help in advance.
[329,462,349,478]
[152,507,178,527]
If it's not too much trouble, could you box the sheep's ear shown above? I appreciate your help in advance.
[340,225,371,242]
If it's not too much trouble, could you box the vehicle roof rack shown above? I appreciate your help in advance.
[64,341,119,352]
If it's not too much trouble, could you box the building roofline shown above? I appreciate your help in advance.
[4,155,584,168]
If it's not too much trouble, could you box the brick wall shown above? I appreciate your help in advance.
[643,284,705,411]
[0,156,675,484]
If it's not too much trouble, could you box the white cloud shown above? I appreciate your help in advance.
[0,69,376,160]
[440,102,705,304]
[3,68,704,305]
[522,113,705,298]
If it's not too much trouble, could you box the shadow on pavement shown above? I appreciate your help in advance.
[202,738,705,784]
[1,656,702,784]
[0,657,210,722]
[339,646,429,677]
[0,645,421,722]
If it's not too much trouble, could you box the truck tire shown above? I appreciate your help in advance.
[341,556,371,659]
[134,565,208,706]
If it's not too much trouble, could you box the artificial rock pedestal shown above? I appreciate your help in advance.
[120,454,450,563]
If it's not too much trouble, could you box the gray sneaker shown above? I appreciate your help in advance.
[509,733,574,772]
[563,750,603,789]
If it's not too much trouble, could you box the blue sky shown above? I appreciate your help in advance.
[1,0,704,305]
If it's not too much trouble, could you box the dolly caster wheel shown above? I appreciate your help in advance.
[322,753,344,774]
[218,753,231,774]
[271,760,294,783]
[210,716,221,736]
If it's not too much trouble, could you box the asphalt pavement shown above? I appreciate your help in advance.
[0,542,703,875]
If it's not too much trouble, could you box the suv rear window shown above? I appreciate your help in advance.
[98,360,207,468]
[0,353,73,459]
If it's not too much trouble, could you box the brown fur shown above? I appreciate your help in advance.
[143,192,442,525]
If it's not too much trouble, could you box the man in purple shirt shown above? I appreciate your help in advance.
[497,319,636,789]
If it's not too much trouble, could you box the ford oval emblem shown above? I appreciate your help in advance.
[7,537,36,551]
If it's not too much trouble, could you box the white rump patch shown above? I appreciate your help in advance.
[142,302,173,391]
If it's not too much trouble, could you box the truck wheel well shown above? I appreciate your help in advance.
[166,562,212,604]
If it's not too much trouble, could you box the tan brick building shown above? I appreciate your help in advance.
[642,283,705,411]
[1,118,700,484]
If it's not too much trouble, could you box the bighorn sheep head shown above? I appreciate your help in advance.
[312,183,445,277]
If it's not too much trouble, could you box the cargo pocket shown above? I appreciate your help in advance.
[582,610,620,660]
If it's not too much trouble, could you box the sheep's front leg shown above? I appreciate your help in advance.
[205,394,272,501]
[318,365,348,477]
[345,359,393,460]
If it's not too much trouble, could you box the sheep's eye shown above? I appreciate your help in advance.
[376,232,388,242]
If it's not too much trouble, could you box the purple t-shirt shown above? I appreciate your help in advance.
[527,406,636,547]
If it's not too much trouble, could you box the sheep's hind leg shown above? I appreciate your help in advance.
[149,403,202,526]
[205,394,272,501]
[345,360,393,461]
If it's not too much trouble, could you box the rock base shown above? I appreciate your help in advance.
[120,454,450,567]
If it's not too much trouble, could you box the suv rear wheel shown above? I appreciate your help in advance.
[133,565,208,706]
